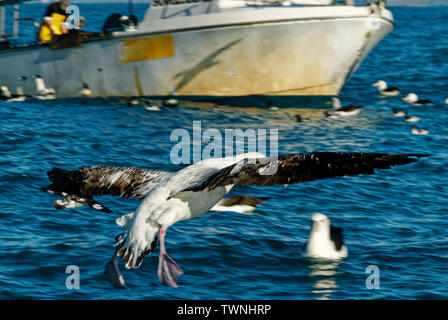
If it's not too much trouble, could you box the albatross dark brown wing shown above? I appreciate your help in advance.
[179,152,428,192]
[42,165,171,212]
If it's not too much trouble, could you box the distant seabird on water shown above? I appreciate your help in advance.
[0,85,27,102]
[402,93,432,105]
[33,75,56,100]
[404,112,420,123]
[127,98,140,107]
[392,108,406,117]
[162,98,179,107]
[329,97,362,116]
[268,102,280,110]
[42,152,427,288]
[126,98,161,111]
[0,86,12,100]
[412,126,429,135]
[141,99,161,111]
[80,83,92,97]
[372,80,400,97]
[305,213,348,259]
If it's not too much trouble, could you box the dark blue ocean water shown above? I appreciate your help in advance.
[0,3,447,299]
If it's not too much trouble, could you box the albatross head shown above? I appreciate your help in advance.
[331,97,341,109]
[372,80,387,91]
[311,213,330,232]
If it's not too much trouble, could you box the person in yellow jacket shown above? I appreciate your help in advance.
[38,0,70,43]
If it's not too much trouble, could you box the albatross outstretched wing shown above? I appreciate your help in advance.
[42,165,172,212]
[176,152,428,193]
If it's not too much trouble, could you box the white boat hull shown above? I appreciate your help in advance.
[0,5,393,107]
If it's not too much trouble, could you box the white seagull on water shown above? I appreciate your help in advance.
[42,152,427,288]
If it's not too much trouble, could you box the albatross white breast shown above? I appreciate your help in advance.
[42,152,427,289]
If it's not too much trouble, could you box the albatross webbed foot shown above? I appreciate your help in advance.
[104,253,128,289]
[157,228,183,287]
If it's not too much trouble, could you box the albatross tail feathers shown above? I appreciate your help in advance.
[114,219,159,269]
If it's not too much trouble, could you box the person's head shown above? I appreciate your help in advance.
[59,0,70,11]
[61,22,69,34]
[79,16,85,28]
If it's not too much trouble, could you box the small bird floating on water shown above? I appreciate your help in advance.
[79,83,92,97]
[268,102,280,110]
[372,80,400,97]
[325,98,362,117]
[402,93,432,105]
[412,126,429,135]
[0,86,12,100]
[162,98,179,107]
[404,112,420,123]
[127,97,140,107]
[0,86,26,102]
[392,108,406,117]
[305,213,348,259]
[141,99,161,111]
[33,75,56,100]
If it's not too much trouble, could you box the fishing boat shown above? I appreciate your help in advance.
[0,0,394,107]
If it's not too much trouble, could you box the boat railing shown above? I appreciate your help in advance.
[0,0,38,47]
[0,0,388,50]
[150,0,387,7]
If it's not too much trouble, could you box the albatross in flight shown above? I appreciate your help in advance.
[42,152,427,288]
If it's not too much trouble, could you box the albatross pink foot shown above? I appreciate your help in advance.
[104,252,128,289]
[157,228,183,287]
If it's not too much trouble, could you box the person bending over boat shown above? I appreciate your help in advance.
[38,0,70,43]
